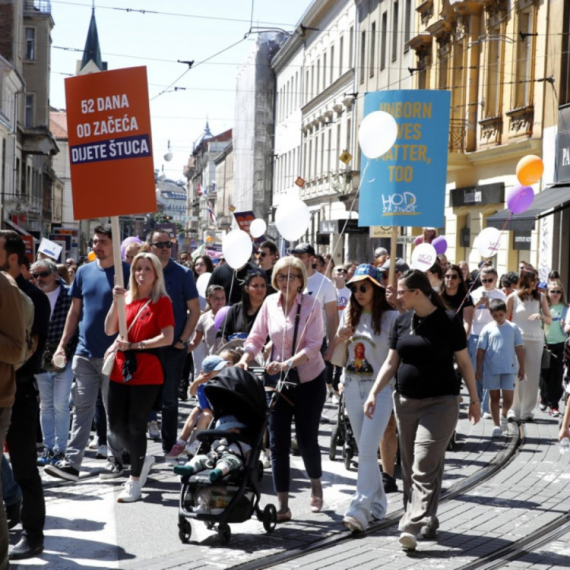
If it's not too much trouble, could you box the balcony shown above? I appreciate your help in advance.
[24,0,51,13]
[448,119,467,153]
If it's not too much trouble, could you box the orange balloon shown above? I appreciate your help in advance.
[206,236,212,243]
[87,251,96,262]
[516,155,544,186]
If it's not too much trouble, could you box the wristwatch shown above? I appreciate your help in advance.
[179,338,190,348]
[138,341,146,350]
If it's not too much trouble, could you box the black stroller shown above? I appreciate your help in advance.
[328,391,357,470]
[177,367,277,545]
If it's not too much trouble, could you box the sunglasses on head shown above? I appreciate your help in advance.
[32,271,50,279]
[151,241,172,249]
[481,278,494,283]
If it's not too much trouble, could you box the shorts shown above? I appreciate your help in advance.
[197,385,210,410]
[482,373,516,391]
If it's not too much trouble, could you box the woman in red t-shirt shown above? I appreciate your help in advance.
[105,252,174,503]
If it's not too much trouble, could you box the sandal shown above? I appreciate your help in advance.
[276,508,292,522]
[310,496,324,513]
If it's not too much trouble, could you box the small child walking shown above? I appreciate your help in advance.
[476,299,525,437]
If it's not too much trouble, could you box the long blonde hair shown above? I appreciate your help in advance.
[128,252,168,303]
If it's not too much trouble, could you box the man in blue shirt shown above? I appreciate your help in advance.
[147,230,200,454]
[46,226,130,482]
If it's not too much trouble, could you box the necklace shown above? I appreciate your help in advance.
[409,307,437,336]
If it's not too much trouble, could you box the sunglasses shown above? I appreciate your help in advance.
[445,274,459,280]
[349,284,371,294]
[151,241,172,249]
[549,290,562,294]
[481,278,494,283]
[32,271,50,279]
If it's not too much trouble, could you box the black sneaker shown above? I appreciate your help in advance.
[99,456,124,480]
[37,448,53,467]
[44,457,80,482]
[382,472,398,493]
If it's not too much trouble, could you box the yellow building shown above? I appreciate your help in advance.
[408,0,569,282]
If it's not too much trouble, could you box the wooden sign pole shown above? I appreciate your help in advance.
[389,225,399,287]
[111,216,128,339]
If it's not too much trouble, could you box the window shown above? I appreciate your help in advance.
[330,45,335,83]
[360,31,366,83]
[346,118,352,154]
[25,94,34,127]
[316,60,320,96]
[323,52,327,90]
[515,11,534,109]
[311,65,315,99]
[294,72,298,108]
[381,12,387,70]
[486,26,502,117]
[349,26,354,68]
[339,36,344,75]
[438,55,448,90]
[336,124,341,168]
[314,136,319,178]
[404,0,412,51]
[25,28,35,60]
[392,2,399,62]
[308,139,313,179]
[321,132,325,176]
[306,70,310,102]
[327,129,332,173]
[370,22,376,77]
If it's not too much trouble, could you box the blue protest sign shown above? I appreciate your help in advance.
[358,90,451,228]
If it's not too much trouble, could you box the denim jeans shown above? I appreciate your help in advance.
[343,378,393,529]
[67,356,122,470]
[468,334,489,414]
[36,362,74,453]
[0,407,12,569]
[1,454,21,506]
[160,346,187,453]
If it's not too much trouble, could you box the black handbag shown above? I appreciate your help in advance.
[264,298,302,390]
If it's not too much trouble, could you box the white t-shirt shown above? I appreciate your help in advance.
[45,286,61,318]
[340,309,398,385]
[470,287,507,336]
[335,286,351,321]
[196,310,219,355]
[305,271,337,336]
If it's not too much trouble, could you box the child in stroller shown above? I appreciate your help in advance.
[176,367,277,545]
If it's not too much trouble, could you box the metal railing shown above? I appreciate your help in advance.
[23,0,51,13]
[449,119,467,153]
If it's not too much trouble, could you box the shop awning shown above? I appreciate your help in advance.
[486,183,570,232]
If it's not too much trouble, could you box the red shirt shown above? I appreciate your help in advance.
[110,296,175,385]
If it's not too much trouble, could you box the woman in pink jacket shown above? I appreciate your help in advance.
[237,256,326,523]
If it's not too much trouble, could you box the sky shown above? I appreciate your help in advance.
[49,0,311,182]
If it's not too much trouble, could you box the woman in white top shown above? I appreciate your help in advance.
[507,268,552,421]
[331,264,397,533]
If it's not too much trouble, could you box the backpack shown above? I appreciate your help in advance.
[15,288,35,371]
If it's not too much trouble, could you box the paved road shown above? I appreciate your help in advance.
[8,393,570,569]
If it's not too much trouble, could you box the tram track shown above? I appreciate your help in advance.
[233,421,525,570]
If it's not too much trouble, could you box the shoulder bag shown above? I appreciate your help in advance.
[102,299,151,376]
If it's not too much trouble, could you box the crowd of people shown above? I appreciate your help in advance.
[1,224,569,565]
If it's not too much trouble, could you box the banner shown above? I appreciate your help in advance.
[65,66,156,220]
[358,90,451,228]
[38,238,63,261]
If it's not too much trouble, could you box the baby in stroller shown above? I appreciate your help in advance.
[173,415,251,482]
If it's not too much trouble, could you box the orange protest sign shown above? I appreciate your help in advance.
[64,66,156,220]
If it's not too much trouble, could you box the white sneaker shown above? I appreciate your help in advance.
[331,393,340,406]
[491,426,502,438]
[117,479,141,503]
[482,412,492,419]
[88,438,99,450]
[500,417,509,433]
[261,449,271,469]
[96,445,107,459]
[147,421,160,440]
[186,440,200,456]
[138,455,155,488]
[399,532,417,550]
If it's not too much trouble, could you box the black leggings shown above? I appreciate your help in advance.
[108,382,162,477]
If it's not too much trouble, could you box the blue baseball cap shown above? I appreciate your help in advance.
[347,264,383,288]
[202,355,229,374]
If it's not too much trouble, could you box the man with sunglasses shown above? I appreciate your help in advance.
[469,266,506,418]
[47,226,129,484]
[147,230,200,455]
[0,230,50,560]
[257,240,279,292]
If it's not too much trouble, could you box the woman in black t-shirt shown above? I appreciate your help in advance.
[441,263,474,336]
[364,270,480,551]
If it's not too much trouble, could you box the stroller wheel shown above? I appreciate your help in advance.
[218,523,231,545]
[262,504,277,533]
[329,425,339,461]
[178,517,192,543]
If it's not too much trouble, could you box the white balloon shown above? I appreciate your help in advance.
[275,199,311,242]
[196,272,211,298]
[250,218,267,239]
[411,243,437,271]
[476,227,501,258]
[222,230,253,269]
[358,111,398,159]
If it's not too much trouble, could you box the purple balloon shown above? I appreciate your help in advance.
[506,184,535,214]
[214,306,231,330]
[432,236,448,255]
